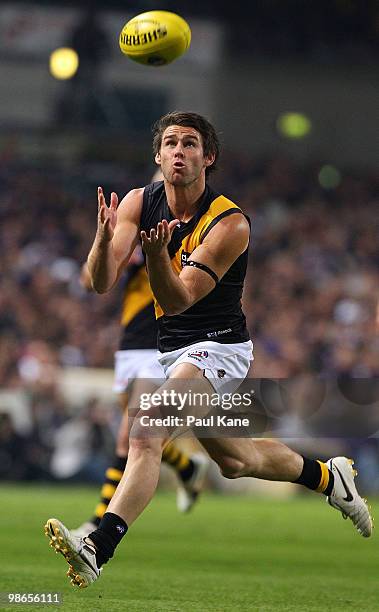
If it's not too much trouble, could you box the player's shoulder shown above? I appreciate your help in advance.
[210,210,250,237]
[120,187,144,204]
[203,187,250,243]
[117,187,145,222]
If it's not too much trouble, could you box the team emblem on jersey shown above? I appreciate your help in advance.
[188,350,209,360]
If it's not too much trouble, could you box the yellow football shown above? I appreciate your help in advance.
[119,10,191,66]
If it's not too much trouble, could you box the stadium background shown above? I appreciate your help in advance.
[0,2,378,610]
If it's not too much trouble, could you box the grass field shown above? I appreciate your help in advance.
[0,484,377,611]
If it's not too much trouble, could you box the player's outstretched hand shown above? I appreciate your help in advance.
[97,186,118,242]
[141,219,179,256]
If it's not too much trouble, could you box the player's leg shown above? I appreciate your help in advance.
[200,435,372,537]
[103,366,213,526]
[70,346,133,537]
[71,392,129,537]
[163,442,209,512]
[135,353,210,512]
[90,349,136,529]
[74,366,214,575]
[72,365,205,539]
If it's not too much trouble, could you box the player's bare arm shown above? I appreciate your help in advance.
[141,213,250,315]
[79,262,92,291]
[87,187,143,293]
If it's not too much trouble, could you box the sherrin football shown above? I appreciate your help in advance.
[119,10,191,66]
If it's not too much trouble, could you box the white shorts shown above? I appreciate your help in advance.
[113,349,164,393]
[157,340,253,395]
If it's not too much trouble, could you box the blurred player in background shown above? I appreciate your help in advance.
[45,111,372,588]
[71,171,209,538]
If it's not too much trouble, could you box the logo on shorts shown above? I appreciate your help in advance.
[217,369,226,378]
[188,350,209,361]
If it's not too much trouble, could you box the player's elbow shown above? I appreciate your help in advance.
[161,285,199,315]
[164,303,187,316]
[89,272,117,294]
[91,279,111,294]
[163,296,193,316]
[92,286,106,294]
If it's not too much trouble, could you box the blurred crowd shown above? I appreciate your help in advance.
[0,392,118,483]
[0,150,378,484]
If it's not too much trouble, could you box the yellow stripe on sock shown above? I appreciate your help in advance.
[101,483,117,500]
[94,502,108,519]
[106,468,123,482]
[316,460,330,493]
[162,445,180,464]
[162,444,190,472]
[176,454,190,472]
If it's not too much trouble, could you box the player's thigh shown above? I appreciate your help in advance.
[129,362,214,440]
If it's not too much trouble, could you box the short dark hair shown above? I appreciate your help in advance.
[152,111,220,176]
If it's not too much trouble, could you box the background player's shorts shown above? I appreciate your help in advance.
[158,340,253,395]
[113,349,164,393]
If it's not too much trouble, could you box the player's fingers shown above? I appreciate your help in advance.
[168,219,180,232]
[157,222,163,241]
[161,219,169,242]
[98,200,106,217]
[140,230,148,246]
[110,192,118,210]
[150,228,156,241]
[98,186,104,210]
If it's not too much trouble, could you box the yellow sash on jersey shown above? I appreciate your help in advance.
[121,267,154,327]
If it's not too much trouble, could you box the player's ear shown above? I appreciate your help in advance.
[155,152,161,165]
[204,153,215,169]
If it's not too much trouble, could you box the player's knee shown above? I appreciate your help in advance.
[128,434,158,456]
[128,415,162,457]
[218,456,246,479]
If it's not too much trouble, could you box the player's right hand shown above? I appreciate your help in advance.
[97,186,118,242]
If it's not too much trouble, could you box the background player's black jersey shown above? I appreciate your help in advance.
[141,181,250,353]
[118,259,157,350]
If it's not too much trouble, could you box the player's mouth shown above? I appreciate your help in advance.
[173,162,185,169]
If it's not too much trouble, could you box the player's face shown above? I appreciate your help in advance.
[155,126,214,186]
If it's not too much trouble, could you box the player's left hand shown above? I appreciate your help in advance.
[141,219,179,255]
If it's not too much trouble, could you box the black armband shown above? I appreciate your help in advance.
[184,260,219,284]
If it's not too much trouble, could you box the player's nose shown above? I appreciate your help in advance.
[173,142,184,156]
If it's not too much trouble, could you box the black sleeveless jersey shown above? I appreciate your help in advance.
[118,257,157,351]
[141,181,250,353]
